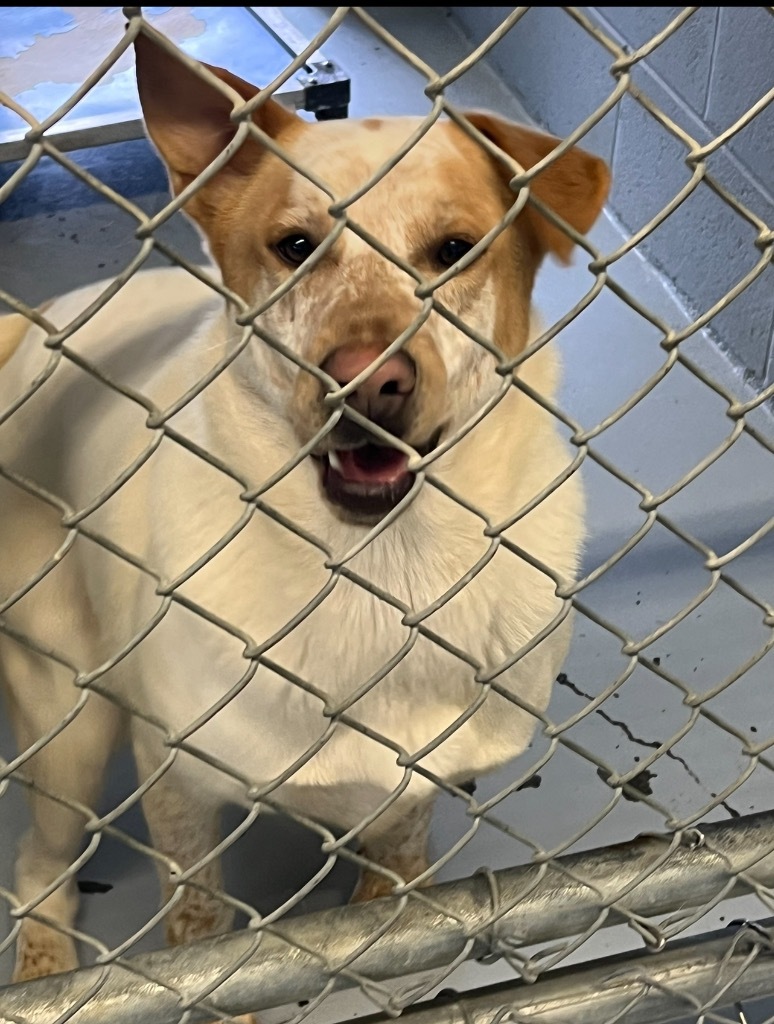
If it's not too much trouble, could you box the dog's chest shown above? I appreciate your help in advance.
[131,512,554,819]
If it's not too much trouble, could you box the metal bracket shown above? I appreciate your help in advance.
[249,7,350,120]
[299,60,351,121]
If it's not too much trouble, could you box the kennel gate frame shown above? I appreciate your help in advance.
[0,5,773,1023]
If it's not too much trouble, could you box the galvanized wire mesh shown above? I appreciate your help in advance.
[0,6,773,1024]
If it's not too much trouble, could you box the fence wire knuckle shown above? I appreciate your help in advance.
[0,5,773,1024]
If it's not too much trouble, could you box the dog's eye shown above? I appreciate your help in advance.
[436,238,475,268]
[274,234,317,267]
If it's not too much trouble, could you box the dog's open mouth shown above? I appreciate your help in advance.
[318,444,414,518]
[314,434,439,519]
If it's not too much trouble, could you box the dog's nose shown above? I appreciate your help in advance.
[321,344,415,425]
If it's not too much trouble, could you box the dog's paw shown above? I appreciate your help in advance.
[13,920,78,981]
[352,864,436,905]
[350,869,399,903]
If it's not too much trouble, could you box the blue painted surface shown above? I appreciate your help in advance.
[0,141,168,219]
[0,6,76,59]
[0,6,299,142]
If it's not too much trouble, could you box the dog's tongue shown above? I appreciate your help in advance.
[333,445,409,485]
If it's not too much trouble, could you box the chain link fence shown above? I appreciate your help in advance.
[1,6,773,1024]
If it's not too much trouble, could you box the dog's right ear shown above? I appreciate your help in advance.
[134,33,299,198]
[465,114,610,266]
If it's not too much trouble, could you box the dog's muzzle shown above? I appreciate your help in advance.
[313,343,439,521]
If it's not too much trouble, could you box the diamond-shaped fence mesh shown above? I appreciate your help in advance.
[0,6,773,1024]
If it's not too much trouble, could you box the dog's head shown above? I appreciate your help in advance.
[135,34,609,524]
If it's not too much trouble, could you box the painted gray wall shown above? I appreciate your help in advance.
[450,7,774,388]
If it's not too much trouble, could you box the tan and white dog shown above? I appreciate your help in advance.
[0,34,608,983]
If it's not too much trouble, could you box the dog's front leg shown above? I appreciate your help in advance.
[4,648,123,981]
[133,727,258,1024]
[132,726,234,947]
[351,796,435,903]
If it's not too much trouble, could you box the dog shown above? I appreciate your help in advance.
[0,31,609,986]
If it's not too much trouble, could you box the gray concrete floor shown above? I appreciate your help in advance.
[1,7,773,1023]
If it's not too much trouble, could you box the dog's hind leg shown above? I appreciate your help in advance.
[2,643,122,981]
[0,312,33,371]
[351,796,435,903]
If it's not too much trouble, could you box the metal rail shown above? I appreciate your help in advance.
[348,920,774,1024]
[3,811,774,1022]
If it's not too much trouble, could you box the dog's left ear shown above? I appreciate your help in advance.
[465,114,610,264]
[135,33,299,198]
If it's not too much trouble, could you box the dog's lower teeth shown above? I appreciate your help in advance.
[328,450,344,473]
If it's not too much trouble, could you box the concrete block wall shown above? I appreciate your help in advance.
[450,7,774,388]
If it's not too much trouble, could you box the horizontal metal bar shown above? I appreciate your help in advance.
[348,919,774,1024]
[0,119,147,164]
[0,90,305,165]
[3,810,774,1022]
